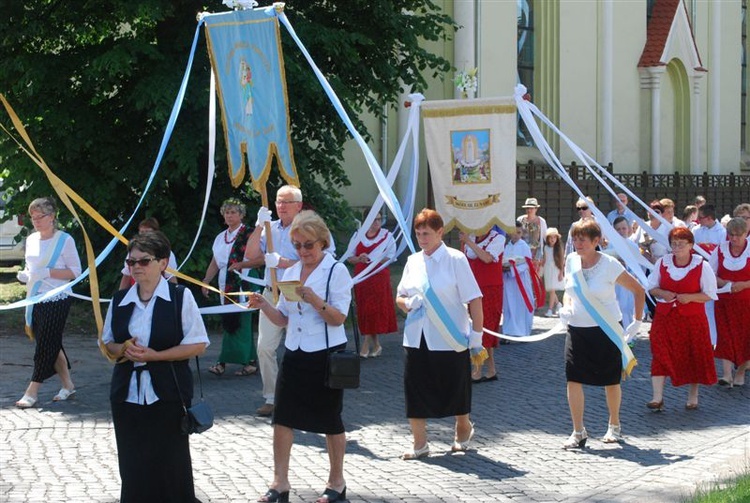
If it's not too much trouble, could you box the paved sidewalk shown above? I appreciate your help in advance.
[0,313,748,503]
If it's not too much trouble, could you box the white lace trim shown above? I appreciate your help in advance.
[359,228,388,247]
[661,253,704,281]
[718,241,750,272]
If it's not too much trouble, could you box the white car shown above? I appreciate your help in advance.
[0,191,26,265]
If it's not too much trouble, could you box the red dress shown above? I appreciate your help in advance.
[466,232,504,349]
[713,241,750,366]
[353,231,397,336]
[650,256,717,386]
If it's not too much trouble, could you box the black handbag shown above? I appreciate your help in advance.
[169,285,214,435]
[323,263,361,390]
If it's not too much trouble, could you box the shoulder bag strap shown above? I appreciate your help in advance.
[323,262,359,354]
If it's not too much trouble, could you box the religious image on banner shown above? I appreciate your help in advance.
[452,129,490,184]
[203,8,298,188]
[422,98,517,234]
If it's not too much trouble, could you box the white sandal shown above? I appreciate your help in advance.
[15,395,37,409]
[53,388,76,401]
[402,442,430,460]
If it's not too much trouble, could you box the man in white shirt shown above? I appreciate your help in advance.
[606,193,637,226]
[245,185,335,416]
[692,205,726,249]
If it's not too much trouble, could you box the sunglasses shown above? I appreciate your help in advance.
[576,206,589,211]
[125,257,158,267]
[292,240,319,250]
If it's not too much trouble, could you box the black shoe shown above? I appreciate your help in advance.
[317,486,346,502]
[258,488,289,503]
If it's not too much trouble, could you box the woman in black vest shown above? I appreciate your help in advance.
[102,231,209,503]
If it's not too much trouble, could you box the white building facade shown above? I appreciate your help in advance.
[339,0,748,209]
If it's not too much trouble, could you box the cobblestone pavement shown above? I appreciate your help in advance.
[0,312,748,503]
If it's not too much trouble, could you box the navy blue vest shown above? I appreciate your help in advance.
[109,284,193,404]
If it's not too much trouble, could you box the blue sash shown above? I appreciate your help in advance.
[568,254,636,376]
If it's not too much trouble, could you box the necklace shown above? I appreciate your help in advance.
[137,287,153,303]
[224,224,244,244]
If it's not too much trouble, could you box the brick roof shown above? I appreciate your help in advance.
[638,0,705,70]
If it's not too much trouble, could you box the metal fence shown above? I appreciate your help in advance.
[516,161,750,232]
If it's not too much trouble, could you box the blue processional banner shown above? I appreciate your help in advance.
[203,9,298,188]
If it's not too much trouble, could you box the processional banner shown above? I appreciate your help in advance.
[422,98,516,234]
[203,8,298,188]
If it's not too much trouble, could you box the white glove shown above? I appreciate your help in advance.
[264,252,281,268]
[29,268,51,285]
[255,206,272,227]
[624,320,642,342]
[468,329,483,349]
[16,269,30,284]
[404,295,423,311]
[558,305,572,329]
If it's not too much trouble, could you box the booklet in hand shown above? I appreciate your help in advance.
[277,280,302,301]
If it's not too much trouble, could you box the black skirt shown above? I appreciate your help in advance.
[565,325,622,386]
[404,336,471,419]
[273,346,345,434]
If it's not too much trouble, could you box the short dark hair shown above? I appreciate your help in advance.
[613,216,628,227]
[698,204,716,220]
[414,208,443,231]
[138,217,161,231]
[128,231,171,260]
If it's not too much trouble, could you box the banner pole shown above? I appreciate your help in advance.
[260,184,279,303]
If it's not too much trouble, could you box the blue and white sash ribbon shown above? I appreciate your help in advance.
[568,254,637,376]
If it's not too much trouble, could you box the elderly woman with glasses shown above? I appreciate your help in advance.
[248,210,353,503]
[647,227,718,411]
[201,197,260,377]
[15,197,82,409]
[102,231,209,503]
[564,197,595,257]
[710,217,750,387]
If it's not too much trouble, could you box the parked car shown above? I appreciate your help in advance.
[0,189,26,265]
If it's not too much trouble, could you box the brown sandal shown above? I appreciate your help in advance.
[208,363,225,376]
[235,365,258,376]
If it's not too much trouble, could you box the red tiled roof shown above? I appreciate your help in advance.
[638,0,705,70]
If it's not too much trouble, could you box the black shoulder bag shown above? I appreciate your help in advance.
[168,285,214,435]
[323,263,361,389]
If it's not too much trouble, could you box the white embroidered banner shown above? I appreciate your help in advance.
[422,97,517,234]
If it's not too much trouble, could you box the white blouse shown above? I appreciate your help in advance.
[564,253,625,327]
[397,243,482,351]
[277,253,353,352]
[23,231,82,295]
[464,230,505,262]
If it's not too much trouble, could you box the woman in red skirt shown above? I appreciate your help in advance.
[647,227,718,411]
[347,212,398,358]
[709,217,750,387]
[460,228,505,382]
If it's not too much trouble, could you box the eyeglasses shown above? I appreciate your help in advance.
[576,206,589,211]
[276,200,301,206]
[125,257,159,267]
[292,240,319,250]
[30,213,52,221]
[670,241,691,249]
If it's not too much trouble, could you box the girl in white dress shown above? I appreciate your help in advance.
[542,227,565,317]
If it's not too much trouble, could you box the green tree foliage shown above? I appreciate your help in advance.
[0,0,453,294]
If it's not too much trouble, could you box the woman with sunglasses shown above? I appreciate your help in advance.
[564,197,595,257]
[102,231,209,502]
[15,197,82,408]
[646,227,718,411]
[248,210,353,503]
[201,198,260,377]
[710,217,750,387]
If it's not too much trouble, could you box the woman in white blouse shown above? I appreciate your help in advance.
[102,231,209,503]
[249,210,353,503]
[396,209,483,460]
[15,197,81,409]
[559,220,644,449]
